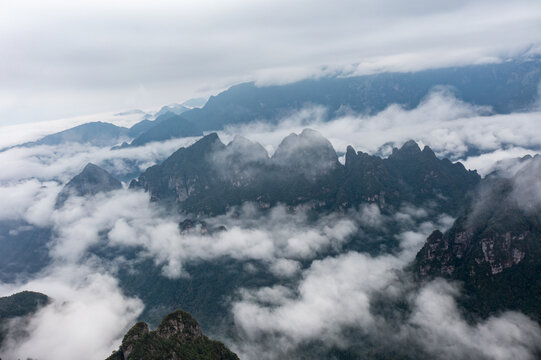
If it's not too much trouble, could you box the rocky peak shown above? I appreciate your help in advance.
[414,155,541,320]
[56,163,122,207]
[421,145,437,158]
[344,145,359,168]
[191,132,225,153]
[107,309,238,360]
[272,128,338,177]
[119,322,150,359]
[390,139,421,159]
[156,310,203,341]
[224,136,269,163]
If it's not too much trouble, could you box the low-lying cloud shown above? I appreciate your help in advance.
[1,92,541,359]
[218,90,541,174]
[230,234,541,360]
[0,263,143,360]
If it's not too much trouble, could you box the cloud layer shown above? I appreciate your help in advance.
[1,0,540,124]
[1,93,541,359]
[218,90,541,175]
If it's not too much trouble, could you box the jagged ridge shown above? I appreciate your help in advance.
[131,130,480,215]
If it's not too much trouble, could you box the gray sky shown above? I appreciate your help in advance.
[1,0,541,125]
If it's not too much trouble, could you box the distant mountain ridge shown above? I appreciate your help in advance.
[173,57,541,132]
[9,57,540,151]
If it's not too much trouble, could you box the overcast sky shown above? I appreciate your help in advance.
[1,0,541,125]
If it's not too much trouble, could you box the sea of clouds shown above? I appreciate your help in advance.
[1,92,541,359]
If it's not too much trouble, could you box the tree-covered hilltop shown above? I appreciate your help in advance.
[106,309,239,360]
[0,291,49,346]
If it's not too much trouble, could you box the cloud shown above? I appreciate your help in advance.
[407,280,541,360]
[462,147,537,177]
[1,0,540,124]
[1,92,541,359]
[0,263,143,360]
[0,179,60,227]
[230,238,541,360]
[218,90,541,172]
[227,212,453,357]
[0,136,199,183]
[51,193,360,278]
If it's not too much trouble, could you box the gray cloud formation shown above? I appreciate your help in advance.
[1,0,540,124]
[217,90,541,175]
[0,136,199,183]
[407,280,541,360]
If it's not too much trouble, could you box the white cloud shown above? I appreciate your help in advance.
[51,193,359,278]
[219,91,541,172]
[407,280,541,360]
[0,179,60,227]
[1,0,540,124]
[0,136,199,183]
[0,264,143,360]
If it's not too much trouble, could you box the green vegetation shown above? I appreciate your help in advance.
[107,309,239,360]
[0,291,49,347]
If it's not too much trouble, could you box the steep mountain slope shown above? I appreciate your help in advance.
[131,130,479,216]
[127,113,202,147]
[414,155,541,319]
[106,309,239,360]
[56,163,123,207]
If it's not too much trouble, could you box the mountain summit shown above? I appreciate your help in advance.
[106,309,239,360]
[56,163,122,207]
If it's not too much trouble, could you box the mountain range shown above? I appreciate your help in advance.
[130,130,480,216]
[10,56,541,151]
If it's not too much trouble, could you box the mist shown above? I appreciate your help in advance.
[0,93,541,359]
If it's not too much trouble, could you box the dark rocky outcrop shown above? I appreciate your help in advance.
[106,310,239,360]
[131,131,479,216]
[414,155,541,319]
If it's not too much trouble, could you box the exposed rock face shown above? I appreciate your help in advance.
[106,310,238,360]
[414,156,541,319]
[56,163,122,207]
[155,310,203,341]
[416,228,529,278]
[131,132,480,216]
